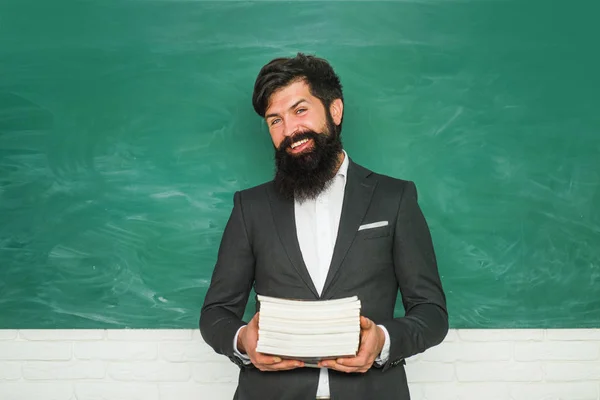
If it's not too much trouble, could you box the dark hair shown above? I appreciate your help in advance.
[252,53,344,127]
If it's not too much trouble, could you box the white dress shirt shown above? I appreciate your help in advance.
[233,151,390,398]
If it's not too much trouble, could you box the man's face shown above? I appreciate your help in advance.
[264,80,342,154]
[264,80,344,201]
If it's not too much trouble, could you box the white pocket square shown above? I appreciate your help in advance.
[358,221,389,231]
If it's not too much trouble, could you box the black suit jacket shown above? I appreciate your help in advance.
[200,160,448,400]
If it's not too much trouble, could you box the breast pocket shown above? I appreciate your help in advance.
[357,225,391,240]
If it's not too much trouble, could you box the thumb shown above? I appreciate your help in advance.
[360,316,372,330]
[250,312,260,328]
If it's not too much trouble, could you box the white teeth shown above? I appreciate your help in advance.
[291,138,309,149]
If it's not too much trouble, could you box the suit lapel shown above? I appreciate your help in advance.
[322,160,375,298]
[267,185,320,298]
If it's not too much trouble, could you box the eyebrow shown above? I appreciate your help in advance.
[265,99,308,120]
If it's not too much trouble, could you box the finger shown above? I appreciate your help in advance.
[320,359,362,373]
[339,350,376,369]
[320,357,364,368]
[260,359,304,371]
[334,356,369,368]
[254,352,283,365]
[360,316,372,330]
[256,359,303,371]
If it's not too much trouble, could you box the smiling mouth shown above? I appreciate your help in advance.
[287,137,314,154]
[291,138,309,149]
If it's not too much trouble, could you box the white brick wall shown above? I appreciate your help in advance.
[0,329,598,400]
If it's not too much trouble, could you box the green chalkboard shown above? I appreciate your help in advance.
[1,1,599,329]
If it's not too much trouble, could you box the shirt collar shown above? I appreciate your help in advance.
[336,150,349,178]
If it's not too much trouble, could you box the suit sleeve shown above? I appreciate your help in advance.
[381,181,448,371]
[199,191,255,364]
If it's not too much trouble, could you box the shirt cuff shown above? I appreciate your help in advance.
[233,325,252,365]
[374,324,391,366]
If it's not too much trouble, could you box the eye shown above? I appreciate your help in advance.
[296,108,306,114]
[270,118,281,126]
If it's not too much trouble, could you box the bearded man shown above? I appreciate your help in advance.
[200,53,448,400]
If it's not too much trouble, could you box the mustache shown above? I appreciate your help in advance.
[277,131,319,151]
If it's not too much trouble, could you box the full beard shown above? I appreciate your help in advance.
[274,116,343,202]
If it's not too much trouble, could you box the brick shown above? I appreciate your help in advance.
[75,342,156,361]
[23,361,105,380]
[423,383,510,400]
[515,342,599,361]
[0,362,21,380]
[407,383,425,400]
[106,329,192,341]
[159,383,236,400]
[546,329,600,341]
[160,342,223,363]
[510,382,598,400]
[75,383,159,400]
[405,361,455,383]
[544,361,600,381]
[107,362,190,382]
[0,330,18,340]
[456,361,542,382]
[458,329,544,342]
[0,342,71,361]
[20,329,104,341]
[192,362,239,383]
[420,342,512,362]
[443,330,458,342]
[0,383,73,400]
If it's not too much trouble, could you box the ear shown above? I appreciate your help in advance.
[329,98,344,126]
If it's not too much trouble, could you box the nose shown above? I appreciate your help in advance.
[283,120,299,138]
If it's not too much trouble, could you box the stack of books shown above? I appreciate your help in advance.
[256,295,361,361]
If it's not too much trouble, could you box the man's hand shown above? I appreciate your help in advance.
[318,316,385,373]
[238,312,305,372]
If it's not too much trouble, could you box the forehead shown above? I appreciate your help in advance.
[266,80,319,114]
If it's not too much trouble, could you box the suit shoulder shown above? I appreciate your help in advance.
[355,162,413,191]
[236,180,273,204]
[371,171,412,187]
[372,173,416,203]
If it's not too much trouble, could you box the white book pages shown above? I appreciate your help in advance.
[259,310,360,320]
[256,344,358,358]
[255,295,362,359]
[257,295,359,306]
[258,323,360,335]
[257,342,359,351]
[259,318,360,327]
[259,331,359,343]
[259,315,359,324]
[259,304,361,314]
[260,317,360,326]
